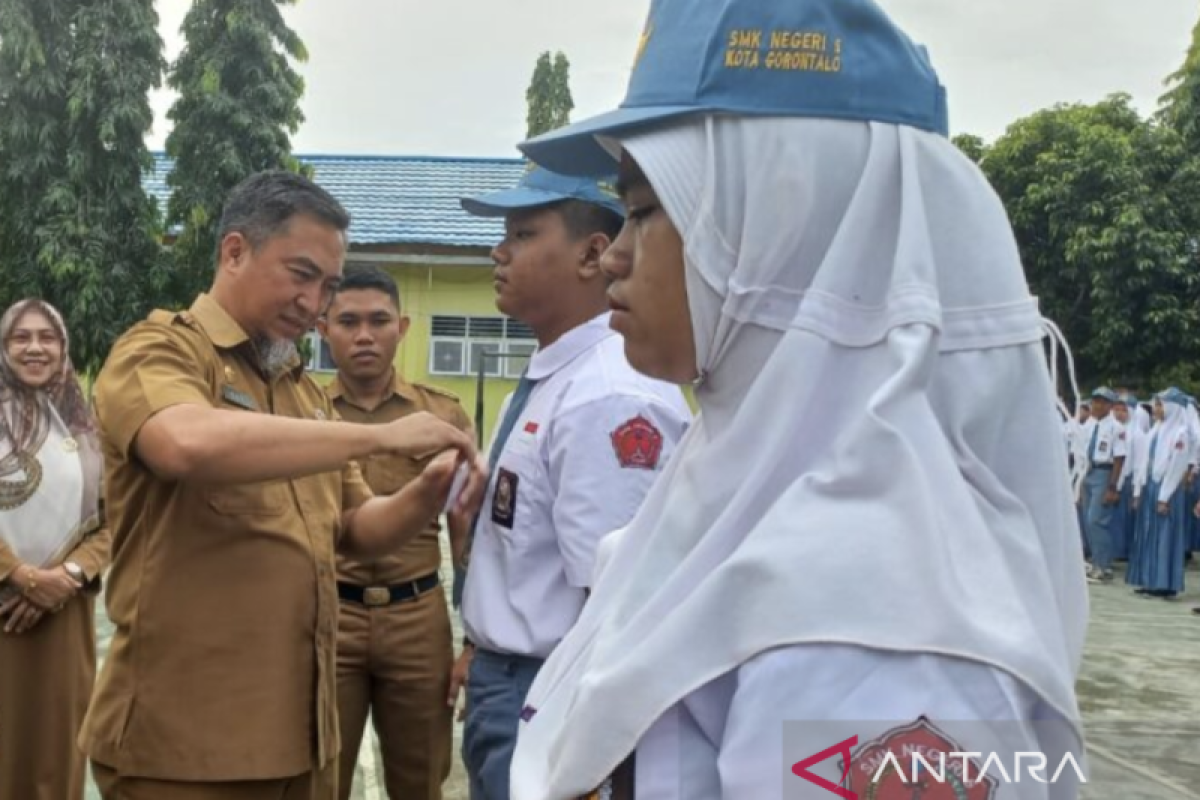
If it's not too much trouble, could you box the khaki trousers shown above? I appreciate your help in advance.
[91,759,337,800]
[336,584,454,800]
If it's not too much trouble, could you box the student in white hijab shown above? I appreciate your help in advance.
[511,0,1089,797]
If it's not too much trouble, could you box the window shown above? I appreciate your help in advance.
[304,331,338,373]
[429,315,536,378]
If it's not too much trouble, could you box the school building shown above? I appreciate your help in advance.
[147,153,530,442]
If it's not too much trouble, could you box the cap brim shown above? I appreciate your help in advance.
[519,105,701,177]
[460,187,573,218]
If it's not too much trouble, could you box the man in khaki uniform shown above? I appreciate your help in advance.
[319,265,471,800]
[80,171,484,800]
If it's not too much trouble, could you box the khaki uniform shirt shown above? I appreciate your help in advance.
[328,373,471,586]
[80,294,373,781]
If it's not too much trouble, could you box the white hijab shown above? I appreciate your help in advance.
[1151,394,1189,482]
[512,118,1088,799]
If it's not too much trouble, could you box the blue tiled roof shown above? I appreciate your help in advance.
[147,153,527,248]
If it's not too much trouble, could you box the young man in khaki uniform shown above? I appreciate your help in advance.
[319,266,471,800]
[80,172,484,800]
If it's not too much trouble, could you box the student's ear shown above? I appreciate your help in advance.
[577,232,612,281]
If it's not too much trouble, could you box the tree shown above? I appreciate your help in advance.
[0,0,75,306]
[1159,8,1200,150]
[981,95,1196,387]
[951,133,988,165]
[1157,4,1200,300]
[165,0,308,304]
[525,51,574,139]
[0,0,164,374]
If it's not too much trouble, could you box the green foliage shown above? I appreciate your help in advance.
[981,95,1196,387]
[952,133,988,164]
[0,0,164,374]
[525,51,574,139]
[165,0,308,304]
[1159,10,1200,149]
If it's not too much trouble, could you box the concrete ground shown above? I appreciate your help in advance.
[87,558,1200,799]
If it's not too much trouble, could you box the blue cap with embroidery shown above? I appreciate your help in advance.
[460,165,624,218]
[1091,387,1119,403]
[519,0,949,176]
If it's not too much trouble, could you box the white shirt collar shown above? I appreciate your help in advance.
[525,313,615,381]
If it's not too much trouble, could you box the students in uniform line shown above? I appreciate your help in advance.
[1109,397,1136,560]
[318,265,473,800]
[452,167,692,800]
[1081,386,1126,584]
[509,0,1087,797]
[1131,389,1190,600]
[1184,397,1200,558]
[1127,394,1161,591]
[0,299,111,800]
[80,171,485,800]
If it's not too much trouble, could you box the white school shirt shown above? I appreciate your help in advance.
[462,313,691,659]
[1085,415,1126,469]
[624,645,1083,800]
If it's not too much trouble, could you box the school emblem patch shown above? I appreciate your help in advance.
[841,718,997,800]
[611,416,663,470]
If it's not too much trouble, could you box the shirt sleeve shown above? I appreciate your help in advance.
[716,646,1082,799]
[94,322,216,461]
[65,521,112,583]
[1110,424,1128,459]
[548,395,688,588]
[0,541,20,583]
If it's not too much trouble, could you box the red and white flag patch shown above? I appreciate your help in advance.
[610,415,663,470]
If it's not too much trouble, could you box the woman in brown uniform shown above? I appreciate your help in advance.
[0,298,111,800]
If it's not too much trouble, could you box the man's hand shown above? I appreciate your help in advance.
[379,413,479,464]
[1158,501,1170,516]
[17,565,80,611]
[1103,489,1119,506]
[1,595,47,634]
[448,643,474,722]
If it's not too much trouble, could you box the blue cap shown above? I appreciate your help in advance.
[519,0,949,176]
[1158,387,1189,407]
[460,166,624,218]
[1091,387,1119,403]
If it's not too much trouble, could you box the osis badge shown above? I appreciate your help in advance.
[610,416,663,470]
[841,718,997,800]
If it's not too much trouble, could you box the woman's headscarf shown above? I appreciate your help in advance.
[0,299,101,574]
[1150,388,1190,483]
[511,118,1088,799]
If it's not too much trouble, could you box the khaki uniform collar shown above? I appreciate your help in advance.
[189,294,304,378]
[189,294,251,349]
[328,369,417,409]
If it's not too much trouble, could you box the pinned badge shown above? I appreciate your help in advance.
[224,365,236,383]
[61,437,79,453]
[314,409,327,421]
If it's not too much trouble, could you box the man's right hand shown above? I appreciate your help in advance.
[379,412,478,463]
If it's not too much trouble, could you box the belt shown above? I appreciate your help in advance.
[1090,464,1113,471]
[337,572,440,607]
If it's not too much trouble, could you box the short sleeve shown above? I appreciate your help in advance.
[549,395,689,588]
[94,323,215,460]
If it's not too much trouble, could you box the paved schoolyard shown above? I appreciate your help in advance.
[87,554,1200,800]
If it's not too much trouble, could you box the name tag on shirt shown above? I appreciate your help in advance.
[491,468,518,529]
[221,385,258,411]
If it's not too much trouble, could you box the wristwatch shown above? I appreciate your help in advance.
[63,561,85,582]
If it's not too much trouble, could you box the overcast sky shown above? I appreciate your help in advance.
[147,0,1198,158]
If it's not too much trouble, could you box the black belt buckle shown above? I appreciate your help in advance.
[339,572,439,607]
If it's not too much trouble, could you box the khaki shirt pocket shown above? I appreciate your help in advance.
[205,481,290,516]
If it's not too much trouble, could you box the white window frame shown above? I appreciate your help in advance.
[428,315,536,378]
